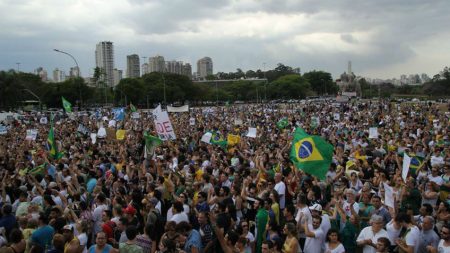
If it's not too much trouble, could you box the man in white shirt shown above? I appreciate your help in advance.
[428,165,444,186]
[92,194,108,235]
[396,213,420,253]
[295,194,312,251]
[417,216,440,253]
[273,173,286,209]
[303,215,325,253]
[309,203,331,235]
[170,201,189,224]
[357,215,389,253]
[343,189,360,217]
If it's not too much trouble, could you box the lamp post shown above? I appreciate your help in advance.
[161,72,166,106]
[53,49,81,107]
[263,62,267,101]
[16,63,20,72]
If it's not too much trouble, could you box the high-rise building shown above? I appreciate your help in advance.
[126,54,140,78]
[69,66,80,78]
[149,55,165,73]
[183,63,192,79]
[34,67,48,82]
[53,68,66,82]
[95,41,114,87]
[142,63,149,76]
[166,60,183,75]
[197,57,213,79]
[113,69,123,86]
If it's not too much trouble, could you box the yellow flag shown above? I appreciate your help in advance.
[116,129,126,140]
[227,134,241,146]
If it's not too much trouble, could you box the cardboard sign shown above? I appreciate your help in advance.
[97,127,106,138]
[189,117,195,126]
[116,130,126,140]
[369,127,378,139]
[153,106,176,141]
[26,129,38,141]
[246,127,257,138]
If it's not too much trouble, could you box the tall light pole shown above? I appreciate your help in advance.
[263,62,267,101]
[161,72,166,106]
[16,63,20,72]
[54,49,81,107]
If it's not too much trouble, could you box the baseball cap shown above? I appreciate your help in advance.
[123,205,136,215]
[309,203,322,212]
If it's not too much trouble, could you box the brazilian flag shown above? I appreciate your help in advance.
[409,155,424,175]
[28,163,47,176]
[211,132,228,149]
[61,97,72,113]
[276,118,289,129]
[290,127,334,180]
[47,117,63,160]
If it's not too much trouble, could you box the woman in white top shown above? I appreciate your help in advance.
[324,228,345,253]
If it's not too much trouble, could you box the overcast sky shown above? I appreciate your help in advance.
[1,0,449,80]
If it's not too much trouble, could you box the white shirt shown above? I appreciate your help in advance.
[170,212,189,224]
[274,181,286,209]
[77,233,88,253]
[404,225,420,253]
[428,175,444,186]
[356,226,389,253]
[320,214,331,235]
[324,243,345,253]
[437,239,450,253]
[295,206,312,238]
[304,225,324,253]
[343,201,360,217]
[386,220,402,245]
[244,231,255,253]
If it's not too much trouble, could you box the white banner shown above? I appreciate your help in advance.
[167,105,189,113]
[154,107,176,141]
[26,129,38,141]
[189,117,195,126]
[131,112,140,119]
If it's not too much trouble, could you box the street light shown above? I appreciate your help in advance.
[54,49,82,107]
[161,72,166,106]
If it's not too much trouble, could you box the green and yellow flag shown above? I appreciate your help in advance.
[290,128,334,180]
[130,103,137,113]
[211,132,228,149]
[47,118,63,160]
[61,97,72,113]
[276,118,289,129]
[143,131,163,158]
[227,134,240,146]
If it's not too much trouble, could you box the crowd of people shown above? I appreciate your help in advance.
[0,99,449,253]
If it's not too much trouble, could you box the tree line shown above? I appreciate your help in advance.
[0,64,448,110]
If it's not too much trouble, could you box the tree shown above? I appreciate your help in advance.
[303,70,337,95]
[267,74,312,99]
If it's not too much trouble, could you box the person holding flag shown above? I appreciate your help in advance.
[47,114,63,160]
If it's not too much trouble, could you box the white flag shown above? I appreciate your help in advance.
[402,153,411,183]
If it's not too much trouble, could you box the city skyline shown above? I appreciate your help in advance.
[1,0,449,80]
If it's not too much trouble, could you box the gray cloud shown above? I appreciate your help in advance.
[0,0,449,80]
